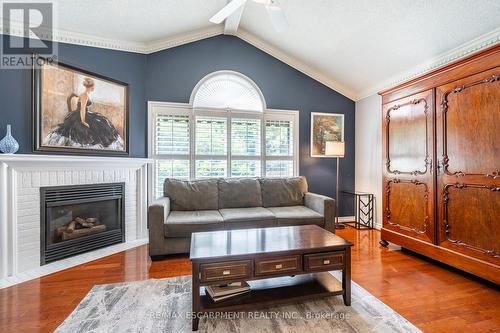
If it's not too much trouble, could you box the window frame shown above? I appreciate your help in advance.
[148,102,299,200]
[191,70,266,112]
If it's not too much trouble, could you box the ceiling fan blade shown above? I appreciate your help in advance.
[210,0,247,24]
[265,4,288,33]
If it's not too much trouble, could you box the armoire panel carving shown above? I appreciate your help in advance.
[442,183,500,258]
[439,72,500,177]
[385,179,429,234]
[385,98,430,175]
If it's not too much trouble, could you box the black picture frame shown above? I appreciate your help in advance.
[32,55,130,156]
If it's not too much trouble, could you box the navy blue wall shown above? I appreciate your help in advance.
[0,34,355,215]
[146,35,355,215]
[0,35,147,157]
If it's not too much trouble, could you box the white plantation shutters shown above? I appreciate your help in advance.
[195,160,226,178]
[155,160,189,197]
[265,117,295,177]
[155,114,190,155]
[265,119,293,156]
[152,111,190,198]
[231,118,261,156]
[150,106,298,198]
[231,160,261,177]
[265,160,294,177]
[231,117,261,177]
[195,115,228,178]
[195,116,227,155]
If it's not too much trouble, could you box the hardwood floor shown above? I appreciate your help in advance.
[0,228,498,333]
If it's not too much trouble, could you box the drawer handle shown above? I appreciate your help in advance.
[275,264,283,269]
[222,270,231,275]
[323,259,330,265]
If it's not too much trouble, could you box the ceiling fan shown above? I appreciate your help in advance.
[210,0,289,33]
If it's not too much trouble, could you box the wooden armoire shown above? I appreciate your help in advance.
[379,45,499,284]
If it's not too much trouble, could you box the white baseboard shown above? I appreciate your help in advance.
[338,216,383,230]
[0,238,149,289]
[338,216,355,222]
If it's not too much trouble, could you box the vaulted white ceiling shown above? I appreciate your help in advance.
[3,0,499,100]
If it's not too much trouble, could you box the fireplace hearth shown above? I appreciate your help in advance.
[40,183,125,265]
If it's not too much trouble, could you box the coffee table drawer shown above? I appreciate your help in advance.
[200,260,252,283]
[255,255,302,276]
[304,251,344,271]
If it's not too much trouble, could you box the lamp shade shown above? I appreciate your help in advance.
[325,141,345,157]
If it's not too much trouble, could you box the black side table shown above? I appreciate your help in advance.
[341,191,374,229]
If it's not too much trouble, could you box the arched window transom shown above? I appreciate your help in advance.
[191,71,265,112]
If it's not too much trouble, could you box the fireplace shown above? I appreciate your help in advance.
[40,183,125,265]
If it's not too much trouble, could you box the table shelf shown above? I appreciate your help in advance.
[198,272,343,312]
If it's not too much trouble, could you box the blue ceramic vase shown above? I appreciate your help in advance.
[0,124,19,154]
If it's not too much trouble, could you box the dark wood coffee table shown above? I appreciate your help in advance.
[190,224,353,331]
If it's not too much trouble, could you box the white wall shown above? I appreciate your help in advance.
[355,94,383,229]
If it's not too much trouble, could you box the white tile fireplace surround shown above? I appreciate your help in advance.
[0,154,152,288]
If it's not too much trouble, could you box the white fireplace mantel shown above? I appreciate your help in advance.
[0,153,152,167]
[0,154,153,288]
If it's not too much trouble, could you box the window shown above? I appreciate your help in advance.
[152,111,190,198]
[266,119,294,156]
[264,117,295,177]
[149,71,298,199]
[231,117,261,177]
[192,71,264,111]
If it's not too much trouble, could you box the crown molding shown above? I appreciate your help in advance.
[54,29,148,53]
[0,20,226,54]
[235,29,358,100]
[357,27,500,100]
[145,26,224,54]
[0,19,149,53]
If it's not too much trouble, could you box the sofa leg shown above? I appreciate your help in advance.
[379,239,389,247]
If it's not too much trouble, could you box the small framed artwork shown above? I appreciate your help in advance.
[32,55,129,156]
[310,112,344,157]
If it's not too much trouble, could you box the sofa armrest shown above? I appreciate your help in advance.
[148,197,170,256]
[304,192,336,233]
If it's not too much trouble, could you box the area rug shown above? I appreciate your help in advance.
[56,272,421,333]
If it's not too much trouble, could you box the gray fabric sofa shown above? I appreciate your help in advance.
[148,176,335,257]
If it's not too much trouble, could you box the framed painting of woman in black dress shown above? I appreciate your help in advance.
[33,56,129,156]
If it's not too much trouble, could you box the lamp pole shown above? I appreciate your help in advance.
[335,156,345,229]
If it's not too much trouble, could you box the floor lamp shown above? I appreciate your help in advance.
[325,141,345,229]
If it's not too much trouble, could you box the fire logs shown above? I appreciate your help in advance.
[62,224,106,240]
[55,217,107,241]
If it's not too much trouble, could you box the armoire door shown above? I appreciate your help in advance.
[382,90,435,243]
[436,68,500,264]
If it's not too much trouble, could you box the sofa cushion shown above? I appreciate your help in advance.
[218,178,262,209]
[267,206,324,227]
[220,207,275,222]
[260,176,308,207]
[220,207,276,230]
[164,178,219,211]
[164,210,223,237]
